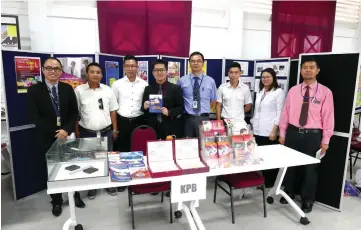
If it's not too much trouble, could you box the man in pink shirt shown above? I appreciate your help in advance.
[278,56,334,213]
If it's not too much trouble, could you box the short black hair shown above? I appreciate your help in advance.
[259,68,279,92]
[301,56,319,68]
[152,59,167,71]
[86,62,102,73]
[189,51,204,62]
[228,62,241,71]
[124,55,137,64]
[42,57,63,68]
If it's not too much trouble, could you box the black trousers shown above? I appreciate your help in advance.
[254,135,279,188]
[79,126,113,151]
[184,114,209,137]
[114,115,145,152]
[283,127,322,202]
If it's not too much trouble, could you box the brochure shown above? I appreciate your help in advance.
[110,169,131,182]
[119,151,143,161]
[149,94,163,113]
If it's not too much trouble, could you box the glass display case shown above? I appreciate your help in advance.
[46,137,109,182]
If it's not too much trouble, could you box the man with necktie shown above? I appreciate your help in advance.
[28,57,84,217]
[178,52,217,137]
[278,56,335,213]
[142,59,184,139]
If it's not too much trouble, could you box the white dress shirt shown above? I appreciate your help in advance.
[217,82,253,120]
[251,87,285,136]
[111,76,148,118]
[75,83,119,131]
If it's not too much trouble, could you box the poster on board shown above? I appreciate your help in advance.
[137,61,148,82]
[236,61,249,76]
[187,61,207,75]
[105,61,119,87]
[355,66,361,109]
[167,61,180,84]
[58,57,93,88]
[255,61,289,77]
[14,56,42,93]
[1,24,19,50]
[240,78,254,90]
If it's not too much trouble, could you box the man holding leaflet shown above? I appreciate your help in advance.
[142,59,184,139]
[178,51,217,137]
[75,62,119,199]
[278,56,334,213]
[216,62,252,121]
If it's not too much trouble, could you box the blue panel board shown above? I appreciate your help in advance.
[225,59,255,77]
[99,55,124,86]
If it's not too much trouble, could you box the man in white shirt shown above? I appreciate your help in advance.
[216,62,252,121]
[75,62,119,199]
[112,55,148,152]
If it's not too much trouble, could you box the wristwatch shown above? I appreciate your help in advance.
[112,130,119,134]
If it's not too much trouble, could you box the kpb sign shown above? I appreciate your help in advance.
[171,174,207,203]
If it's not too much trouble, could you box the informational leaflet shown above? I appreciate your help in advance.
[14,56,42,93]
[167,61,181,84]
[149,94,162,113]
[137,61,148,82]
[105,61,119,87]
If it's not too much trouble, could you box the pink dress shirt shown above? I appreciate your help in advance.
[279,81,334,145]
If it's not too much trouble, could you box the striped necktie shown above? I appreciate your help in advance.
[193,77,201,113]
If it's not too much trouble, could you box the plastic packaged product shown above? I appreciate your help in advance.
[233,142,246,165]
[217,136,231,168]
[203,137,218,169]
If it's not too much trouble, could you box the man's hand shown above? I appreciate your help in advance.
[112,131,118,141]
[279,136,285,145]
[321,144,329,154]
[144,101,150,110]
[55,129,68,140]
[162,107,169,116]
[269,131,277,141]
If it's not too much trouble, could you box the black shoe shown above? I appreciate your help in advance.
[301,201,313,213]
[106,188,117,196]
[117,187,126,192]
[74,193,85,208]
[165,191,170,197]
[87,190,97,200]
[150,192,159,196]
[280,194,295,204]
[52,204,62,217]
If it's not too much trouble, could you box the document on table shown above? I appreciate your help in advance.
[147,141,173,162]
[150,161,179,172]
[177,158,206,169]
[175,139,199,160]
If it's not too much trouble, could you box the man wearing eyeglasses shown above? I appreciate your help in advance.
[112,55,148,155]
[141,59,184,139]
[28,57,84,217]
[178,51,217,137]
[74,62,119,199]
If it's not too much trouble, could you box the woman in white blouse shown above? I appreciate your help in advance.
[251,68,285,187]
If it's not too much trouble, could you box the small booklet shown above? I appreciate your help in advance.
[149,94,163,113]
[110,169,131,182]
[119,151,143,161]
[109,160,128,172]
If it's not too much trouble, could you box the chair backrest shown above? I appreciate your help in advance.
[131,125,157,156]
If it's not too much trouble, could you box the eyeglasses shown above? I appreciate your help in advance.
[98,98,104,110]
[124,65,138,69]
[153,68,166,73]
[43,66,62,72]
[302,66,317,70]
[190,60,203,64]
[261,76,272,79]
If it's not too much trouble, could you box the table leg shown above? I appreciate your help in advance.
[62,192,83,230]
[267,167,310,225]
[178,202,197,230]
[189,200,205,230]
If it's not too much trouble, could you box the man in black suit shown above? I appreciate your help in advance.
[28,57,85,217]
[141,59,184,139]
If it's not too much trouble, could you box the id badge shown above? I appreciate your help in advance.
[312,97,321,104]
[56,117,61,127]
[192,100,198,109]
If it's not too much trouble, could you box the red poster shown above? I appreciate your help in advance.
[14,56,41,93]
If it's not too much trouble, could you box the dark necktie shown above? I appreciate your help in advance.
[157,84,162,123]
[193,77,201,113]
[299,86,309,127]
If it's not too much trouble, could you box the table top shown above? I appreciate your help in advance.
[47,144,320,194]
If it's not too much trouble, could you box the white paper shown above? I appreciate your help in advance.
[236,61,249,76]
[150,161,179,172]
[147,141,174,162]
[177,159,206,169]
[175,139,199,160]
[54,160,106,181]
[277,79,288,92]
[315,149,325,160]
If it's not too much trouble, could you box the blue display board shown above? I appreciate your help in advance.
[99,54,124,86]
[186,58,223,88]
[135,55,159,85]
[225,59,255,90]
[160,56,186,85]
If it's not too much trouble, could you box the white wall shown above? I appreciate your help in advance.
[332,21,359,53]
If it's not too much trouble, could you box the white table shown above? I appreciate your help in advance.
[47,144,319,230]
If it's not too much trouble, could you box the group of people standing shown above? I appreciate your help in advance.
[28,51,334,217]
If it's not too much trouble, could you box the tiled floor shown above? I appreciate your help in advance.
[2,161,361,230]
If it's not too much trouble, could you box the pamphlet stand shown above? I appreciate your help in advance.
[146,140,182,178]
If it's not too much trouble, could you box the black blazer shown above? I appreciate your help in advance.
[28,82,78,141]
[141,81,184,126]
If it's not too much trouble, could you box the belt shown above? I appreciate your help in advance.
[186,113,210,117]
[81,125,111,134]
[288,124,322,134]
[119,115,141,122]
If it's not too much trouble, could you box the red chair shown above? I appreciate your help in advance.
[350,128,361,179]
[128,125,173,229]
[213,172,267,224]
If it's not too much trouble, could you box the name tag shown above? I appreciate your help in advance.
[192,100,198,109]
[312,97,321,104]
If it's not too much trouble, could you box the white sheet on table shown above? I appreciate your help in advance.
[150,161,179,172]
[177,158,206,169]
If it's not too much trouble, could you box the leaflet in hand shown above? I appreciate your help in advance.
[149,94,162,113]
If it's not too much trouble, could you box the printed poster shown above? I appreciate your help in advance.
[167,61,180,84]
[236,61,249,76]
[14,57,42,93]
[187,61,207,75]
[105,61,119,87]
[1,24,19,50]
[355,66,361,109]
[240,78,254,91]
[255,61,288,77]
[137,61,148,82]
[58,57,93,88]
